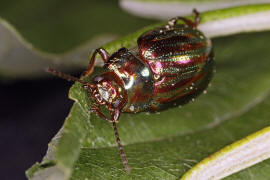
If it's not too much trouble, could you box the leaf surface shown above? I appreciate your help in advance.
[26,5,270,180]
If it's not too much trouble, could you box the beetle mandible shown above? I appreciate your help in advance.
[47,9,214,173]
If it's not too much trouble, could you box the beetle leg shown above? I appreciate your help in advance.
[83,47,110,76]
[167,17,194,28]
[90,103,119,123]
[167,9,200,29]
[90,103,111,121]
[192,9,200,27]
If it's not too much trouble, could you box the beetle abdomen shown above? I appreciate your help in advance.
[137,24,214,110]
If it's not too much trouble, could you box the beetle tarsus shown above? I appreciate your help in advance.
[167,8,200,28]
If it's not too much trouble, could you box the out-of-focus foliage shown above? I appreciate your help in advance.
[0,0,156,79]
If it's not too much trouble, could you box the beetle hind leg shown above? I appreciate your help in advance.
[193,9,200,27]
[167,9,200,29]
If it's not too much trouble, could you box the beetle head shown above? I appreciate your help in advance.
[46,67,131,172]
[45,67,127,121]
[91,72,127,113]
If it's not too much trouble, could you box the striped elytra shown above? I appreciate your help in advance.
[137,24,214,111]
[46,10,214,173]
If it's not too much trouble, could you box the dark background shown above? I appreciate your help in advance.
[0,78,74,180]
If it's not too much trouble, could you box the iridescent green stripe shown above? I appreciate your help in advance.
[151,56,207,76]
[146,45,208,61]
[154,59,213,99]
[157,63,206,88]
[154,70,210,100]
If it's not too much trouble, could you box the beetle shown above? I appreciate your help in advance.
[46,9,214,173]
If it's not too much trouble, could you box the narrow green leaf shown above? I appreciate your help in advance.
[120,0,270,19]
[104,4,270,55]
[225,159,270,179]
[182,126,270,179]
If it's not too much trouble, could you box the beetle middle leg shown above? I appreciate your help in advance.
[167,9,200,28]
[83,47,110,76]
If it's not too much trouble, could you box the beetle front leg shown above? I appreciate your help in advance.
[90,103,111,122]
[83,47,110,76]
[90,103,120,123]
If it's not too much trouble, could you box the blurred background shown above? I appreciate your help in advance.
[1,0,270,180]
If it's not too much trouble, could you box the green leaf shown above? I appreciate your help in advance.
[182,126,270,179]
[0,0,156,79]
[120,0,270,20]
[27,5,270,180]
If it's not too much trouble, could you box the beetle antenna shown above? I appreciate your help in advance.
[112,120,130,173]
[45,67,94,88]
